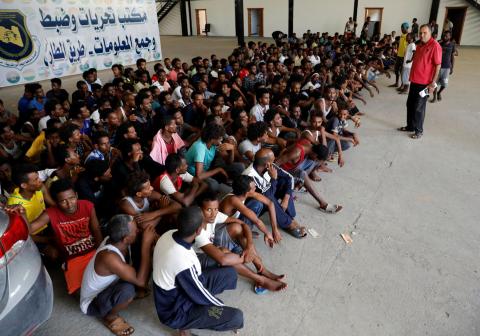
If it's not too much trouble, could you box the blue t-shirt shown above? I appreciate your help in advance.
[18,97,31,119]
[28,97,47,112]
[185,140,216,175]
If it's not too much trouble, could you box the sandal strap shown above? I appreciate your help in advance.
[105,317,134,336]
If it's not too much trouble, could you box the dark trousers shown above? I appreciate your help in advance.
[406,82,428,134]
[327,138,351,155]
[180,267,243,331]
[394,56,404,79]
[240,197,293,229]
[87,281,136,318]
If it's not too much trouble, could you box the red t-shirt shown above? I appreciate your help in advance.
[165,140,175,155]
[410,38,442,85]
[47,200,95,260]
[239,69,249,80]
[152,172,183,193]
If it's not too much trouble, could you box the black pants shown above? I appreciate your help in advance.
[406,82,428,134]
[179,267,243,331]
[87,281,136,318]
[394,56,404,79]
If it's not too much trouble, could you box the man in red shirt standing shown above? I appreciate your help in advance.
[398,24,442,139]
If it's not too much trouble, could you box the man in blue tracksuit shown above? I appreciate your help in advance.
[152,206,243,334]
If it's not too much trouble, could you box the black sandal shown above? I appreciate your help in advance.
[284,227,307,239]
[397,126,412,132]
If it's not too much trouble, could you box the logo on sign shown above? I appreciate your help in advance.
[0,10,39,69]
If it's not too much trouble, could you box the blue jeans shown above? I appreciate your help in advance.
[327,138,351,155]
[239,197,293,230]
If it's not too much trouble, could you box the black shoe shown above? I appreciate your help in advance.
[397,126,413,132]
[411,133,423,139]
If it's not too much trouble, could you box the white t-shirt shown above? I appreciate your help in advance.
[38,115,66,132]
[250,104,269,122]
[90,110,101,124]
[153,80,171,92]
[172,86,182,101]
[158,172,194,195]
[238,139,261,161]
[403,43,416,69]
[194,212,229,253]
[308,55,321,66]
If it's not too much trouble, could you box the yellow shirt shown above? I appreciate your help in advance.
[397,34,408,58]
[25,131,46,163]
[7,188,47,234]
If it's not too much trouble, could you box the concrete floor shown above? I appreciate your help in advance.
[28,37,480,336]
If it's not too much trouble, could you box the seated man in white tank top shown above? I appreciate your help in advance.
[80,214,157,336]
[119,170,181,230]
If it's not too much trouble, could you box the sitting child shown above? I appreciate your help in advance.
[195,192,287,293]
[220,175,282,246]
[153,153,207,206]
[326,108,360,161]
[119,170,181,229]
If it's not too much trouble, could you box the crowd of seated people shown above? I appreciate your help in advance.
[1,28,411,335]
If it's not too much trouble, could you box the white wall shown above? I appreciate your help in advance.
[159,0,480,45]
[190,0,236,36]
[293,0,431,37]
[437,0,480,46]
[244,0,288,37]
[159,2,182,35]
[294,0,353,35]
[356,0,430,37]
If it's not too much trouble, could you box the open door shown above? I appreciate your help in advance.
[444,7,467,44]
[364,8,383,40]
[248,8,264,37]
[196,9,207,36]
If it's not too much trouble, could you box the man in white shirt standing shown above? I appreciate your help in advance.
[398,33,416,94]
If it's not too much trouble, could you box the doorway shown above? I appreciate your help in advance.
[364,8,383,40]
[195,9,207,36]
[444,7,467,44]
[248,8,263,37]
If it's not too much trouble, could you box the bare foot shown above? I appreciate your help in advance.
[309,172,322,181]
[316,164,332,173]
[259,268,285,281]
[257,277,287,292]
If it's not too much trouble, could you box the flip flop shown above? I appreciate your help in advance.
[103,317,134,336]
[284,227,307,239]
[411,133,422,139]
[320,204,343,214]
[397,126,412,132]
[254,285,269,295]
